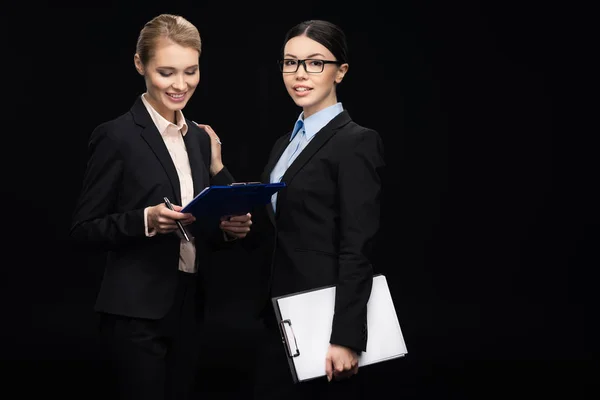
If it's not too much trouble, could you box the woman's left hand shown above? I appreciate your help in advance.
[325,344,359,382]
[220,213,252,239]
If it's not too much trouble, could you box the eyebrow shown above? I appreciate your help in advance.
[283,53,326,59]
[156,65,199,70]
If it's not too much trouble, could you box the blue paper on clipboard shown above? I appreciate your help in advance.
[181,182,286,220]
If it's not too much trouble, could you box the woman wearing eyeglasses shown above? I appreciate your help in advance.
[248,19,386,399]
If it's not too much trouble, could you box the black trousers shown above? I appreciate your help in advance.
[99,271,201,400]
[252,307,366,400]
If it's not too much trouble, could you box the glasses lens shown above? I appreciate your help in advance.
[305,60,324,73]
[280,59,326,73]
[281,59,297,72]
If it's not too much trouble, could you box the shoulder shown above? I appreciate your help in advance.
[335,118,383,149]
[88,110,135,146]
[185,118,207,136]
[268,129,293,152]
[184,119,211,149]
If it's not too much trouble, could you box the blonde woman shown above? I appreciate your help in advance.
[70,14,251,400]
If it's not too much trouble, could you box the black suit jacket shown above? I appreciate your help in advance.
[251,110,385,352]
[70,95,234,320]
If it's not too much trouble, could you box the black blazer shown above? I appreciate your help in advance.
[251,110,385,352]
[70,95,235,320]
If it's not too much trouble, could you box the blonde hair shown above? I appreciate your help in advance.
[135,14,201,66]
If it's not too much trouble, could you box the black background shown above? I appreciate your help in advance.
[1,2,595,399]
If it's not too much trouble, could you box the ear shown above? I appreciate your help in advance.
[335,63,349,84]
[134,53,145,75]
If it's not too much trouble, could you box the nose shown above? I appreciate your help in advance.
[295,62,309,79]
[172,74,187,91]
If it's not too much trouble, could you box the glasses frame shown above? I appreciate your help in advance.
[278,58,342,74]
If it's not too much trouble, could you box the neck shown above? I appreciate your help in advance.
[304,99,337,119]
[160,109,177,124]
[143,93,177,124]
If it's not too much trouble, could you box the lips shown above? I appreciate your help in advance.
[167,92,185,99]
[292,86,313,97]
[166,92,187,103]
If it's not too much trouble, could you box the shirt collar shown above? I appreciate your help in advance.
[141,93,189,136]
[290,102,344,142]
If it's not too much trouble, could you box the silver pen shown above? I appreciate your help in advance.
[163,197,190,242]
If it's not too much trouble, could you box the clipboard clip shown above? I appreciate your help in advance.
[229,182,262,186]
[279,319,300,358]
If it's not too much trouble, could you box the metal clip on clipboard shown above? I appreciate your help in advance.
[229,182,262,186]
[279,319,300,357]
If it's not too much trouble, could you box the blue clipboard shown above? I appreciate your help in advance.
[181,182,286,221]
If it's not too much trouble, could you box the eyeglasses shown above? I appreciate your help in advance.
[278,58,341,74]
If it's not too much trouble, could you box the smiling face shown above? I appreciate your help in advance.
[134,37,200,123]
[282,35,348,118]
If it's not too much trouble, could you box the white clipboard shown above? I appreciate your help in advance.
[271,274,408,383]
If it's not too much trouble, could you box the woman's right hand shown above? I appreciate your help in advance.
[147,203,195,234]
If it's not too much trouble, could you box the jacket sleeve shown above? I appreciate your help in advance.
[70,124,145,250]
[329,129,385,352]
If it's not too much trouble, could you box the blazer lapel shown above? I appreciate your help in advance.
[131,96,182,205]
[262,133,292,226]
[279,111,351,189]
[262,133,292,182]
[182,127,209,197]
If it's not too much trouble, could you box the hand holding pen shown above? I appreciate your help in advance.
[146,198,196,240]
[163,197,191,241]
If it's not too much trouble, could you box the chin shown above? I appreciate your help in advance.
[292,97,312,108]
[163,99,188,110]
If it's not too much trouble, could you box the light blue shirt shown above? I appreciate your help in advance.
[270,102,344,211]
